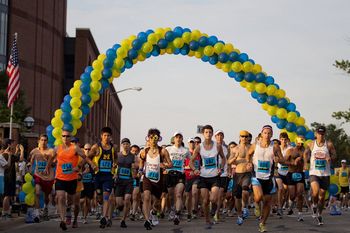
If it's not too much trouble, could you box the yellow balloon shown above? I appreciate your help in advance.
[287,132,297,142]
[88,101,94,108]
[90,92,100,102]
[286,112,298,123]
[97,54,106,62]
[71,109,82,119]
[276,108,288,119]
[54,139,63,146]
[242,61,253,73]
[182,32,191,43]
[231,61,242,72]
[155,28,165,37]
[261,103,269,111]
[330,175,339,184]
[240,80,248,88]
[54,109,63,118]
[275,89,286,98]
[70,97,82,109]
[51,117,63,128]
[295,117,305,126]
[90,70,102,81]
[266,85,277,96]
[92,60,103,71]
[190,30,202,40]
[73,80,82,88]
[71,119,82,129]
[267,106,277,116]
[128,34,137,42]
[195,51,203,59]
[188,51,195,57]
[304,139,313,147]
[255,83,267,94]
[72,128,77,136]
[203,46,214,56]
[173,38,184,48]
[117,47,128,58]
[121,39,131,49]
[224,43,234,53]
[90,81,102,92]
[142,42,153,53]
[214,42,225,54]
[252,64,262,74]
[246,82,255,92]
[215,62,222,69]
[222,62,232,73]
[22,182,34,194]
[69,87,81,98]
[114,58,125,69]
[147,33,158,44]
[24,173,33,183]
[52,127,62,138]
[112,70,120,78]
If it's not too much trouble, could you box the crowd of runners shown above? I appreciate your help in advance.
[1,123,349,232]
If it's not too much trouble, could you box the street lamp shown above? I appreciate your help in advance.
[105,87,142,126]
[23,116,35,130]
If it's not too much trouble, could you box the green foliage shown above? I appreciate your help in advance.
[0,71,31,124]
[332,109,350,125]
[310,122,350,166]
[334,59,350,74]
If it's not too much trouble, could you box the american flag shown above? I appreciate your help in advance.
[6,34,20,108]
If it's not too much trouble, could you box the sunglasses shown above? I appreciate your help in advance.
[240,135,249,138]
[62,135,71,138]
[84,148,91,151]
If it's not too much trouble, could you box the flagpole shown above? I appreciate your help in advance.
[9,104,13,139]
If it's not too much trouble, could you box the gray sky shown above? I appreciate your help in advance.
[67,0,350,146]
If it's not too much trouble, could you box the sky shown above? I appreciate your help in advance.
[67,0,350,146]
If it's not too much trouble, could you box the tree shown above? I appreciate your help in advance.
[0,70,31,124]
[334,59,350,74]
[332,109,350,125]
[310,122,350,166]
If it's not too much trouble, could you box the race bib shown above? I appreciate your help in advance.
[37,161,47,172]
[341,171,347,177]
[204,157,216,169]
[257,160,270,173]
[62,163,73,174]
[82,173,93,183]
[292,173,302,182]
[100,160,112,172]
[119,167,131,179]
[194,160,200,170]
[280,165,288,171]
[172,159,183,170]
[147,171,159,181]
[315,159,326,171]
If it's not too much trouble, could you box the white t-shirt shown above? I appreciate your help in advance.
[0,154,8,176]
[166,145,190,173]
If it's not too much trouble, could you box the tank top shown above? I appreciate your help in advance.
[116,152,135,180]
[219,145,228,177]
[93,142,115,174]
[338,167,349,187]
[253,142,274,180]
[56,144,79,181]
[309,141,331,177]
[199,141,219,178]
[145,148,161,183]
[278,146,291,176]
[166,145,189,173]
[82,163,94,183]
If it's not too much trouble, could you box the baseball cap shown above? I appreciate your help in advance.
[316,125,326,133]
[70,137,79,143]
[239,130,249,136]
[121,138,131,144]
[341,159,347,163]
[214,130,224,136]
[173,131,183,137]
[187,137,195,143]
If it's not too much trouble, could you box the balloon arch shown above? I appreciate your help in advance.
[46,26,315,147]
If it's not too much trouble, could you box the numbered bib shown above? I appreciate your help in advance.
[257,160,270,173]
[315,159,326,171]
[194,160,200,170]
[37,161,47,172]
[147,171,159,181]
[172,159,183,170]
[280,165,288,171]
[62,163,73,174]
[292,172,302,182]
[100,160,112,172]
[119,167,131,179]
[204,157,216,169]
[82,173,93,183]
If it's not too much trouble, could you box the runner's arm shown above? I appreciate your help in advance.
[189,145,200,171]
[218,144,226,170]
[227,147,238,165]
[161,148,172,169]
[327,141,336,162]
[138,150,145,174]
[273,144,284,163]
[303,144,311,171]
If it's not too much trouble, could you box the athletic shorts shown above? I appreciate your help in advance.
[133,178,140,188]
[139,181,143,193]
[309,175,330,191]
[115,179,133,197]
[33,175,54,195]
[340,186,349,194]
[251,177,277,195]
[81,183,94,199]
[198,176,219,190]
[55,179,77,195]
[166,171,186,188]
[286,172,305,186]
[219,176,230,192]
[4,178,16,197]
[275,173,288,185]
[185,177,200,193]
[94,173,113,194]
[143,177,163,199]
[233,172,252,199]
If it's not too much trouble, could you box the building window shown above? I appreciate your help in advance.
[0,1,8,70]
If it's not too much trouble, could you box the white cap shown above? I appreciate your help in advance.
[215,130,224,136]
[341,159,347,163]
[173,131,183,137]
[187,137,195,143]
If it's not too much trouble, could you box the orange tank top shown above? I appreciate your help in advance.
[56,144,79,181]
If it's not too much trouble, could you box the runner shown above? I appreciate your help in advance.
[138,128,172,230]
[130,144,141,221]
[304,125,336,225]
[247,125,284,232]
[88,127,118,228]
[165,132,190,225]
[29,134,55,222]
[190,125,226,229]
[47,130,96,231]
[275,132,291,217]
[228,130,252,225]
[114,138,136,228]
[284,136,306,221]
[336,160,350,210]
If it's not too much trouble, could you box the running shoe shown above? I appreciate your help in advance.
[277,208,283,218]
[130,213,136,221]
[312,204,317,218]
[236,216,243,225]
[174,215,180,225]
[287,209,293,215]
[60,221,67,231]
[120,220,127,228]
[213,213,219,224]
[83,218,88,224]
[150,210,159,226]
[205,222,212,229]
[258,222,267,232]
[100,216,107,228]
[242,208,249,219]
[106,219,112,227]
[187,214,192,222]
[72,220,78,228]
[255,205,261,218]
[297,213,304,222]
[317,215,324,225]
[144,220,152,230]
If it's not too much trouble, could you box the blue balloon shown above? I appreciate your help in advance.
[183,28,191,33]
[61,112,72,124]
[229,52,239,62]
[81,94,91,105]
[103,59,114,69]
[296,126,307,136]
[286,122,297,132]
[84,66,93,74]
[46,125,54,135]
[273,83,280,89]
[244,72,255,82]
[63,123,73,132]
[198,36,209,47]
[277,98,288,108]
[277,119,287,129]
[124,58,133,69]
[112,43,121,50]
[290,142,296,147]
[128,49,138,60]
[48,134,55,142]
[234,72,245,82]
[145,29,154,35]
[267,96,277,105]
[265,76,275,85]
[217,40,225,45]
[165,31,175,41]
[295,111,301,117]
[63,95,72,103]
[257,94,267,103]
[286,103,296,112]
[208,36,218,46]
[102,69,112,79]
[157,39,168,49]
[248,59,255,65]
[328,184,339,195]
[31,179,35,187]
[39,192,45,208]
[173,48,180,55]
[106,49,116,60]
[81,105,90,115]
[81,73,91,83]
[152,45,160,56]
[180,44,190,55]
[209,55,218,65]
[60,102,71,113]
[201,55,209,62]
[80,115,85,122]
[255,73,266,83]
[189,41,199,51]
[218,53,229,63]
[173,26,184,37]
[238,53,248,62]
[271,115,279,123]
[132,39,143,50]
[228,71,236,78]
[101,80,109,90]
[137,32,147,43]
[251,91,259,99]
[305,130,315,140]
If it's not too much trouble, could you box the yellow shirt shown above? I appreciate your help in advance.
[337,167,349,187]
